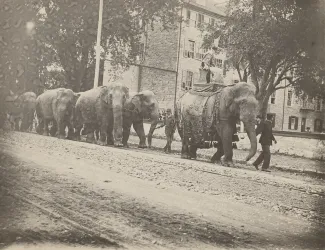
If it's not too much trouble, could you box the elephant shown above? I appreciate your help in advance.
[176,82,258,167]
[122,90,159,148]
[35,88,80,139]
[74,83,129,146]
[4,91,37,132]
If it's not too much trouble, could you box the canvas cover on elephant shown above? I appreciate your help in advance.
[181,90,221,144]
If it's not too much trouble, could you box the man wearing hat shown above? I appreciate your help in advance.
[201,46,219,83]
[156,108,176,153]
[252,115,277,172]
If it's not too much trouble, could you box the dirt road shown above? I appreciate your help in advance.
[0,131,324,250]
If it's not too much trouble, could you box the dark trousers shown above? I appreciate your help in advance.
[253,144,271,169]
[164,133,174,153]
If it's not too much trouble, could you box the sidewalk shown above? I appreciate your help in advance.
[129,126,325,176]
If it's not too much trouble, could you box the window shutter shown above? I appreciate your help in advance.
[183,39,188,58]
[314,119,317,132]
[288,116,292,129]
[295,117,298,130]
[319,120,323,132]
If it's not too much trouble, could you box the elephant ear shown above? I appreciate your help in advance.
[100,87,110,104]
[132,93,143,112]
[224,88,237,114]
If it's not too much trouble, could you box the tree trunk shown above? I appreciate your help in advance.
[256,92,271,119]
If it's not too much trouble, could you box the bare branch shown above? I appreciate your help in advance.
[274,77,296,90]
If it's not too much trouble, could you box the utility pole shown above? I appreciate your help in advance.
[93,0,103,88]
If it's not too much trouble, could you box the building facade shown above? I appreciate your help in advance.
[266,79,325,133]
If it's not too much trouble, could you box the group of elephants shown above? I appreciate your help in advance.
[4,81,259,167]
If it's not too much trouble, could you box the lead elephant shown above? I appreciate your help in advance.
[35,88,80,139]
[5,91,37,132]
[122,90,159,148]
[176,82,258,167]
[74,84,129,146]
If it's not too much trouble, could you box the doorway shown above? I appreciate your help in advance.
[301,118,306,132]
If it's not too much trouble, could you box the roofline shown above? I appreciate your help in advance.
[183,2,226,19]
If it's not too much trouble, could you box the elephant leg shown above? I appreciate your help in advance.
[86,124,96,144]
[98,120,108,146]
[122,118,132,148]
[74,124,83,141]
[66,125,74,140]
[220,122,235,167]
[181,136,190,159]
[133,121,147,148]
[211,142,224,164]
[50,120,58,137]
[107,125,114,146]
[57,119,66,139]
[43,120,50,136]
[36,118,44,134]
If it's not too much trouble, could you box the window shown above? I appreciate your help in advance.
[314,119,323,133]
[181,70,194,90]
[287,90,293,106]
[267,113,276,128]
[186,10,191,27]
[197,13,204,26]
[209,17,215,26]
[183,40,195,58]
[288,116,298,130]
[188,40,195,58]
[316,97,321,111]
[270,92,276,104]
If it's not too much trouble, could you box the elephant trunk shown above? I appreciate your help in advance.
[147,111,159,148]
[113,104,123,143]
[244,122,257,161]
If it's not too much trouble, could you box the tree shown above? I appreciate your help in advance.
[203,0,325,117]
[28,0,182,92]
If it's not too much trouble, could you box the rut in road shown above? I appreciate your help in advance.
[0,152,256,249]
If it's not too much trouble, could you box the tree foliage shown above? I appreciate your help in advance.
[203,0,325,116]
[28,0,182,92]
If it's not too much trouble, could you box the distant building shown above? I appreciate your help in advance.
[266,79,325,133]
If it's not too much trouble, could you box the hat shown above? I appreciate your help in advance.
[256,115,262,119]
[166,108,172,112]
[212,46,218,50]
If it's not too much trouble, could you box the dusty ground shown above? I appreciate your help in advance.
[0,131,324,250]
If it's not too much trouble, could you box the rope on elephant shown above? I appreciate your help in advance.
[189,85,225,97]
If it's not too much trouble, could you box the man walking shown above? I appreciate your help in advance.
[156,108,176,153]
[252,115,277,172]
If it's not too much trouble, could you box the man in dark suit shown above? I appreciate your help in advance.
[252,115,277,172]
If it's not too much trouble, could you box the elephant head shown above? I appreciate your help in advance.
[222,82,258,161]
[102,84,129,145]
[132,90,159,147]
